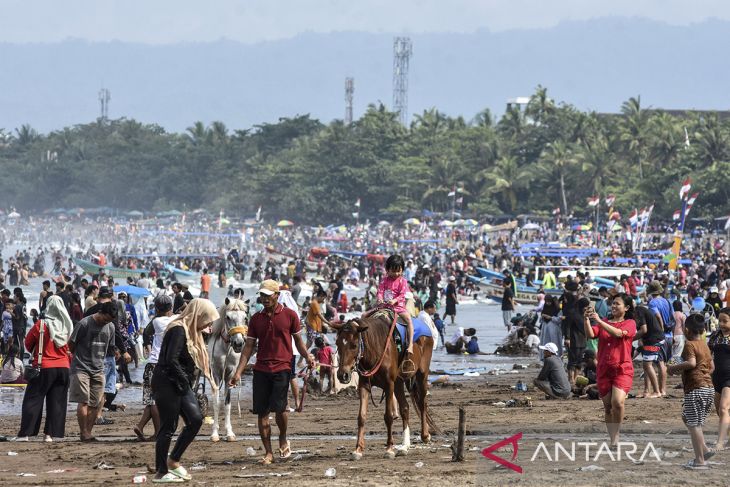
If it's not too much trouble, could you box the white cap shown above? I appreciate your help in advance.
[710,286,719,294]
[539,342,559,355]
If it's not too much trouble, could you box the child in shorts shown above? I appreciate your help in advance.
[668,313,716,469]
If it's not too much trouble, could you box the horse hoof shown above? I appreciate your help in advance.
[384,449,396,459]
[395,447,408,457]
[422,435,431,445]
[211,435,220,443]
[350,451,363,461]
[226,435,237,442]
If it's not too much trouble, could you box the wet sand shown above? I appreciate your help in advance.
[1,366,728,486]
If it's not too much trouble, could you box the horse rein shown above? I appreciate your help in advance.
[355,305,399,378]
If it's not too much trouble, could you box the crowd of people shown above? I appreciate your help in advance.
[0,213,729,475]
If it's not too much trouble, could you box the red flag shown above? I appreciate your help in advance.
[587,196,599,207]
[605,194,616,207]
[686,192,699,207]
[672,210,680,221]
[552,207,561,215]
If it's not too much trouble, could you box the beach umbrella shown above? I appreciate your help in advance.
[453,219,465,226]
[277,219,294,227]
[7,211,20,218]
[113,285,151,297]
[522,222,540,230]
[404,218,420,225]
[439,220,454,227]
[464,219,478,226]
[127,210,144,217]
[377,220,391,227]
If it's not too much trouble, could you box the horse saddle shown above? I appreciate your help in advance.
[394,318,431,361]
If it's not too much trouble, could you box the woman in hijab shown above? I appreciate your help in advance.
[151,298,219,484]
[538,295,564,361]
[17,295,73,441]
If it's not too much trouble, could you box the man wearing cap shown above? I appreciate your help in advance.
[534,343,571,399]
[229,279,314,464]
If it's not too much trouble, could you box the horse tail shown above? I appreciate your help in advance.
[408,378,440,435]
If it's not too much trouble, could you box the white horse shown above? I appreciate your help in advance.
[207,297,249,442]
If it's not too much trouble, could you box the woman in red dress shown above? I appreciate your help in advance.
[584,293,636,447]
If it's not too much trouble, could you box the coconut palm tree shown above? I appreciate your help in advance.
[619,96,649,180]
[482,156,534,212]
[538,140,576,214]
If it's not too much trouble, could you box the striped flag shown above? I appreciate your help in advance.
[605,194,616,207]
[587,196,600,207]
[552,207,561,215]
[679,178,692,199]
[672,210,681,221]
[629,209,638,226]
[447,185,456,197]
[686,192,699,207]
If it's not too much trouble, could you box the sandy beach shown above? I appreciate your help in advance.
[1,364,728,486]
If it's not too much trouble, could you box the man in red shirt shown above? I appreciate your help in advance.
[230,280,313,464]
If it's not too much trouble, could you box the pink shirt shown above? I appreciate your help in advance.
[377,275,409,314]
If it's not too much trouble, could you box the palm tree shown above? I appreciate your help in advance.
[185,121,208,146]
[619,96,649,180]
[538,140,576,214]
[525,85,555,125]
[647,113,682,172]
[482,156,533,212]
[14,124,38,146]
[693,115,728,167]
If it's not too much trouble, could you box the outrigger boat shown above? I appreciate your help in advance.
[74,258,149,281]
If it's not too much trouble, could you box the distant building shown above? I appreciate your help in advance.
[506,97,530,112]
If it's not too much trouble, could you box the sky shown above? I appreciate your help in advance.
[1,0,729,44]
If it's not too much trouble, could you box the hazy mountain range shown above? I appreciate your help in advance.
[1,17,729,133]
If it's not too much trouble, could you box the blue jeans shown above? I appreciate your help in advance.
[104,356,117,394]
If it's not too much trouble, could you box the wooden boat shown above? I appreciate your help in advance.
[74,258,149,280]
[468,275,561,306]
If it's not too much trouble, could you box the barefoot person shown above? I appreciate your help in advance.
[584,293,636,447]
[151,298,219,483]
[229,280,314,465]
[68,301,116,442]
[533,342,571,399]
[708,307,730,450]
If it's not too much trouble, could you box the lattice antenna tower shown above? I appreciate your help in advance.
[99,87,110,122]
[392,37,412,126]
[345,77,354,125]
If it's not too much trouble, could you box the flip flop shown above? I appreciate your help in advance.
[152,473,184,483]
[80,436,97,442]
[704,448,717,461]
[257,456,273,465]
[279,440,291,460]
[133,427,146,442]
[168,466,192,481]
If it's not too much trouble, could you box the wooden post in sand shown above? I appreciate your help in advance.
[452,406,466,461]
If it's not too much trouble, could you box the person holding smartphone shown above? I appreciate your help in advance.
[584,293,637,447]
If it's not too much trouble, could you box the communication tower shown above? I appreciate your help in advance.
[99,88,110,122]
[392,37,412,126]
[345,77,354,125]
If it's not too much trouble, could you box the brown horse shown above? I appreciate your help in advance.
[331,309,437,459]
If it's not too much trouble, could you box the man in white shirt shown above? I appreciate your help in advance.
[417,300,439,348]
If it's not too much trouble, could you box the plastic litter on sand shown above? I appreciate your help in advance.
[245,447,257,456]
[324,467,337,478]
[132,474,147,483]
[577,465,605,472]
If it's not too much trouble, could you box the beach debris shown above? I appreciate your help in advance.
[492,401,507,407]
[431,375,449,385]
[663,451,681,459]
[246,423,255,427]
[245,446,257,456]
[292,454,303,461]
[415,461,424,468]
[16,473,36,477]
[506,397,532,408]
[132,474,147,483]
[324,467,337,478]
[487,368,504,376]
[577,465,605,472]
[7,451,17,456]
[642,420,653,424]
[463,371,480,377]
[513,364,528,370]
[235,472,292,479]
[514,380,528,392]
[94,461,115,470]
[190,462,207,471]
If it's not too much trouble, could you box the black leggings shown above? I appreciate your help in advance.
[153,378,202,474]
[18,367,70,437]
